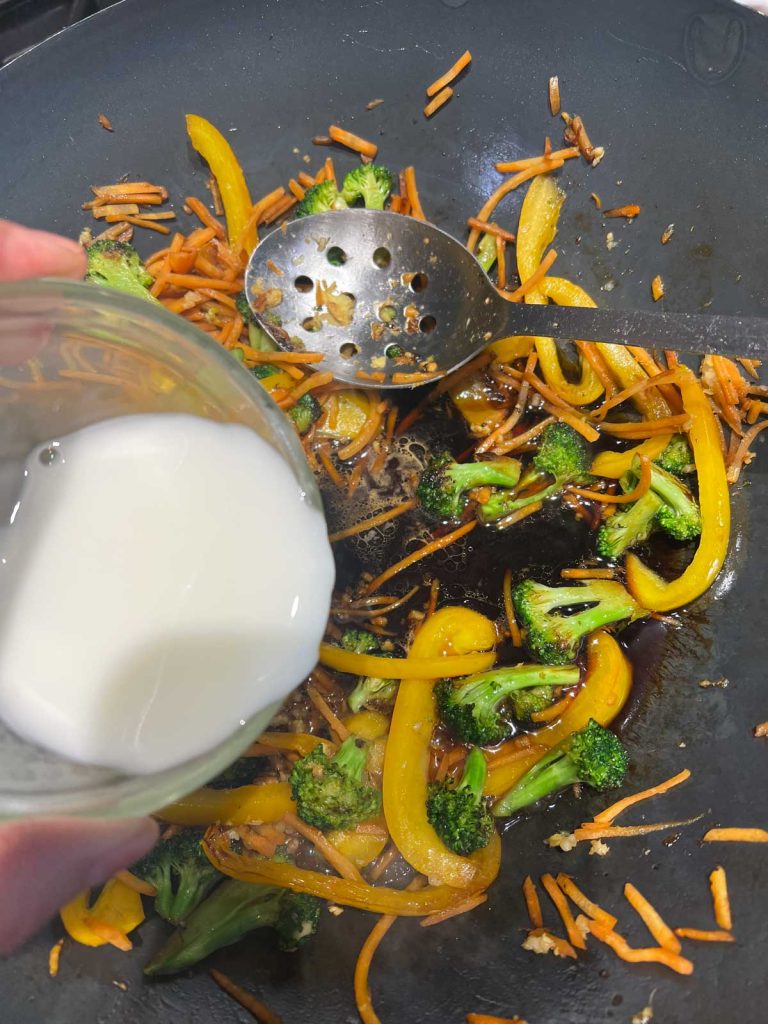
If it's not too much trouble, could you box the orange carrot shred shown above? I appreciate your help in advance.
[427,50,472,96]
[603,205,641,219]
[494,148,578,173]
[586,921,693,975]
[570,455,651,505]
[424,87,454,118]
[48,939,63,977]
[503,568,522,646]
[500,249,558,302]
[574,817,702,841]
[283,811,363,883]
[593,769,691,824]
[361,520,477,596]
[328,125,378,159]
[328,499,417,544]
[703,827,768,843]
[709,866,732,931]
[420,892,487,927]
[540,874,587,950]
[210,969,283,1024]
[674,928,734,943]
[554,874,617,930]
[548,76,561,116]
[403,166,426,221]
[624,882,681,954]
[522,875,543,929]
[467,1015,527,1024]
[355,913,397,1024]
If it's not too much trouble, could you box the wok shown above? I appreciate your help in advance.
[0,1,767,1021]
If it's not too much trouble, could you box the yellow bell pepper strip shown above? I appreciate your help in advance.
[541,276,672,422]
[489,335,534,363]
[185,114,255,253]
[516,176,603,406]
[343,710,391,741]
[450,338,533,432]
[383,607,498,889]
[204,827,501,916]
[319,643,495,680]
[591,435,672,480]
[626,367,730,612]
[158,781,295,827]
[327,830,388,868]
[485,631,632,798]
[258,731,333,757]
[60,878,144,950]
[315,390,370,441]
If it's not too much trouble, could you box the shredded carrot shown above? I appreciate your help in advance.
[402,166,426,221]
[475,351,539,454]
[502,568,522,646]
[674,928,734,943]
[495,234,507,290]
[494,416,558,456]
[288,178,306,201]
[298,171,316,188]
[599,414,691,438]
[434,745,466,783]
[548,76,561,116]
[338,400,386,460]
[420,892,487,927]
[603,205,641,219]
[284,811,363,883]
[709,866,732,931]
[424,86,454,118]
[328,125,378,159]
[240,347,324,365]
[356,370,387,383]
[524,927,578,959]
[48,939,63,977]
[554,875,617,930]
[560,567,617,580]
[739,357,761,379]
[494,148,578,173]
[98,113,114,132]
[530,693,575,723]
[328,499,417,543]
[522,875,543,930]
[114,869,157,897]
[323,156,336,187]
[541,874,587,950]
[578,342,616,398]
[239,829,280,859]
[703,827,768,843]
[210,969,282,1024]
[281,372,334,409]
[586,921,693,975]
[391,371,441,385]
[593,769,691,824]
[591,192,602,209]
[570,455,651,504]
[306,684,351,743]
[185,196,226,238]
[754,721,768,737]
[467,218,516,243]
[484,742,546,771]
[468,160,565,251]
[362,520,477,596]
[84,919,132,951]
[726,420,768,484]
[354,913,397,1024]
[574,818,701,841]
[492,500,545,530]
[500,249,558,302]
[427,50,472,96]
[466,1016,526,1024]
[651,275,665,302]
[592,367,679,421]
[623,882,681,954]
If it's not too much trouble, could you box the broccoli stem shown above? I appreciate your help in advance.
[493,748,577,816]
[332,736,366,782]
[476,233,498,274]
[452,665,579,708]
[448,461,522,491]
[457,746,487,799]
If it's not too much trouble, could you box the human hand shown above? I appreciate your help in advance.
[0,221,159,955]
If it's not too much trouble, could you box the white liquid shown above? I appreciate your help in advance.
[0,414,334,775]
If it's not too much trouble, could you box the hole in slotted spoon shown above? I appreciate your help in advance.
[409,272,429,292]
[339,342,359,359]
[372,246,391,268]
[379,303,397,323]
[327,246,347,266]
[419,315,437,334]
[302,316,323,332]
[294,275,313,292]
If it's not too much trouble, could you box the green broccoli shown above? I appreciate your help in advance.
[348,675,398,713]
[251,363,279,380]
[493,719,629,816]
[144,879,321,975]
[131,831,222,926]
[341,165,394,210]
[508,684,564,722]
[85,239,160,304]
[655,434,694,477]
[341,628,379,654]
[417,451,522,522]
[295,181,349,217]
[478,422,592,524]
[476,232,498,274]
[647,463,702,541]
[290,736,381,831]
[426,747,495,855]
[235,290,278,351]
[513,578,645,665]
[289,393,322,434]
[435,664,581,746]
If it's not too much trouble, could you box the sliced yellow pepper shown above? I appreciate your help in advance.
[60,878,144,949]
[490,336,535,363]
[258,370,294,394]
[540,277,672,421]
[158,781,295,826]
[327,830,387,868]
[342,710,390,741]
[259,731,333,757]
[626,367,730,611]
[485,631,632,798]
[186,114,255,253]
[383,607,498,888]
[319,643,495,680]
[591,435,672,480]
[315,390,370,441]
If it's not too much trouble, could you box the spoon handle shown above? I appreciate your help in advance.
[498,301,768,361]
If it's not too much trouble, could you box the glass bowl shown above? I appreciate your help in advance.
[0,279,323,819]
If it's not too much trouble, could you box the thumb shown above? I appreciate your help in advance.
[0,816,159,955]
[0,220,86,282]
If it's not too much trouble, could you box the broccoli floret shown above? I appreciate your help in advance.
[426,747,495,855]
[144,879,321,975]
[341,628,379,654]
[289,393,322,434]
[655,434,694,477]
[251,363,279,379]
[476,232,498,274]
[417,451,522,522]
[597,488,664,559]
[295,181,349,217]
[348,675,398,713]
[493,719,629,816]
[341,165,394,210]
[85,239,160,304]
[513,579,645,665]
[435,664,581,746]
[385,344,404,359]
[290,736,381,830]
[478,422,592,524]
[509,684,562,721]
[132,831,222,926]
[647,462,702,541]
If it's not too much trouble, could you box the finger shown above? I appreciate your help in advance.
[0,220,86,282]
[0,816,158,955]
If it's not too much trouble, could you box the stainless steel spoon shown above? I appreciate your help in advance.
[245,209,767,389]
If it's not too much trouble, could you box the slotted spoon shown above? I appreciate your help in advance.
[245,210,767,389]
